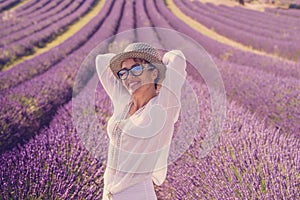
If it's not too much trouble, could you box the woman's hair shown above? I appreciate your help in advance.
[133,58,160,90]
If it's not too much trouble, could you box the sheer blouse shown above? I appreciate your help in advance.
[95,50,187,196]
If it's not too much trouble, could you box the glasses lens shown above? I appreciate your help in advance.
[117,69,128,80]
[131,65,143,76]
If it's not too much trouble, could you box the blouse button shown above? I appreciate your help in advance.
[107,191,112,199]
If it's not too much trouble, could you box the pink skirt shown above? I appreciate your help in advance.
[102,179,157,200]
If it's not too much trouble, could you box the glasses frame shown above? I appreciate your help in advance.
[117,64,155,80]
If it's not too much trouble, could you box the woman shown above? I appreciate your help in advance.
[96,42,187,200]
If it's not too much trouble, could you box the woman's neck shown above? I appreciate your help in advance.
[131,86,157,111]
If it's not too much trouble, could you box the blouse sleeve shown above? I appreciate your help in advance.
[95,53,130,108]
[157,49,187,120]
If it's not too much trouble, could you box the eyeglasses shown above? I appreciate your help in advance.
[117,64,155,80]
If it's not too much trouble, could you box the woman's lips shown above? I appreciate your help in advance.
[127,81,141,94]
[128,81,140,89]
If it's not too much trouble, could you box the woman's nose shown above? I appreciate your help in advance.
[126,71,136,80]
[124,73,134,85]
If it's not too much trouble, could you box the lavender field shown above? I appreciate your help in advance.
[0,0,299,199]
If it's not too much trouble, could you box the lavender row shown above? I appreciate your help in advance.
[11,0,39,14]
[207,2,300,32]
[135,0,152,28]
[265,7,300,18]
[0,0,19,12]
[0,0,53,30]
[0,0,95,70]
[215,57,300,135]
[182,0,300,46]
[174,0,300,61]
[0,0,67,38]
[135,0,164,46]
[157,78,299,199]
[114,0,134,35]
[0,0,124,153]
[192,1,299,41]
[14,0,55,18]
[149,0,300,81]
[0,0,111,92]
[219,2,300,27]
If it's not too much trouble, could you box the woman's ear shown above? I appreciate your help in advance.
[151,68,159,81]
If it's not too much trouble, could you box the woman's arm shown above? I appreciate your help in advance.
[95,53,130,107]
[156,49,187,121]
[162,50,187,97]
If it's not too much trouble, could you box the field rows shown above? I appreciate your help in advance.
[0,0,97,70]
[175,0,300,61]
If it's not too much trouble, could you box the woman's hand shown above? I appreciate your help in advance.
[162,50,185,66]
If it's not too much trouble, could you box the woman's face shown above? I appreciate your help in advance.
[120,58,158,95]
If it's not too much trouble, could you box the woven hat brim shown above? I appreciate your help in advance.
[109,51,165,80]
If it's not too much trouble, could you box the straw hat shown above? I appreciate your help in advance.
[109,42,166,84]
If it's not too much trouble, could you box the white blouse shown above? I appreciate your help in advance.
[96,50,187,197]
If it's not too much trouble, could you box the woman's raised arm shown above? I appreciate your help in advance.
[95,53,129,107]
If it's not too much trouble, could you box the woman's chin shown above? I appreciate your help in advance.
[128,87,139,95]
[128,84,141,95]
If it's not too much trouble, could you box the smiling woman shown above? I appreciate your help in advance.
[95,42,187,200]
